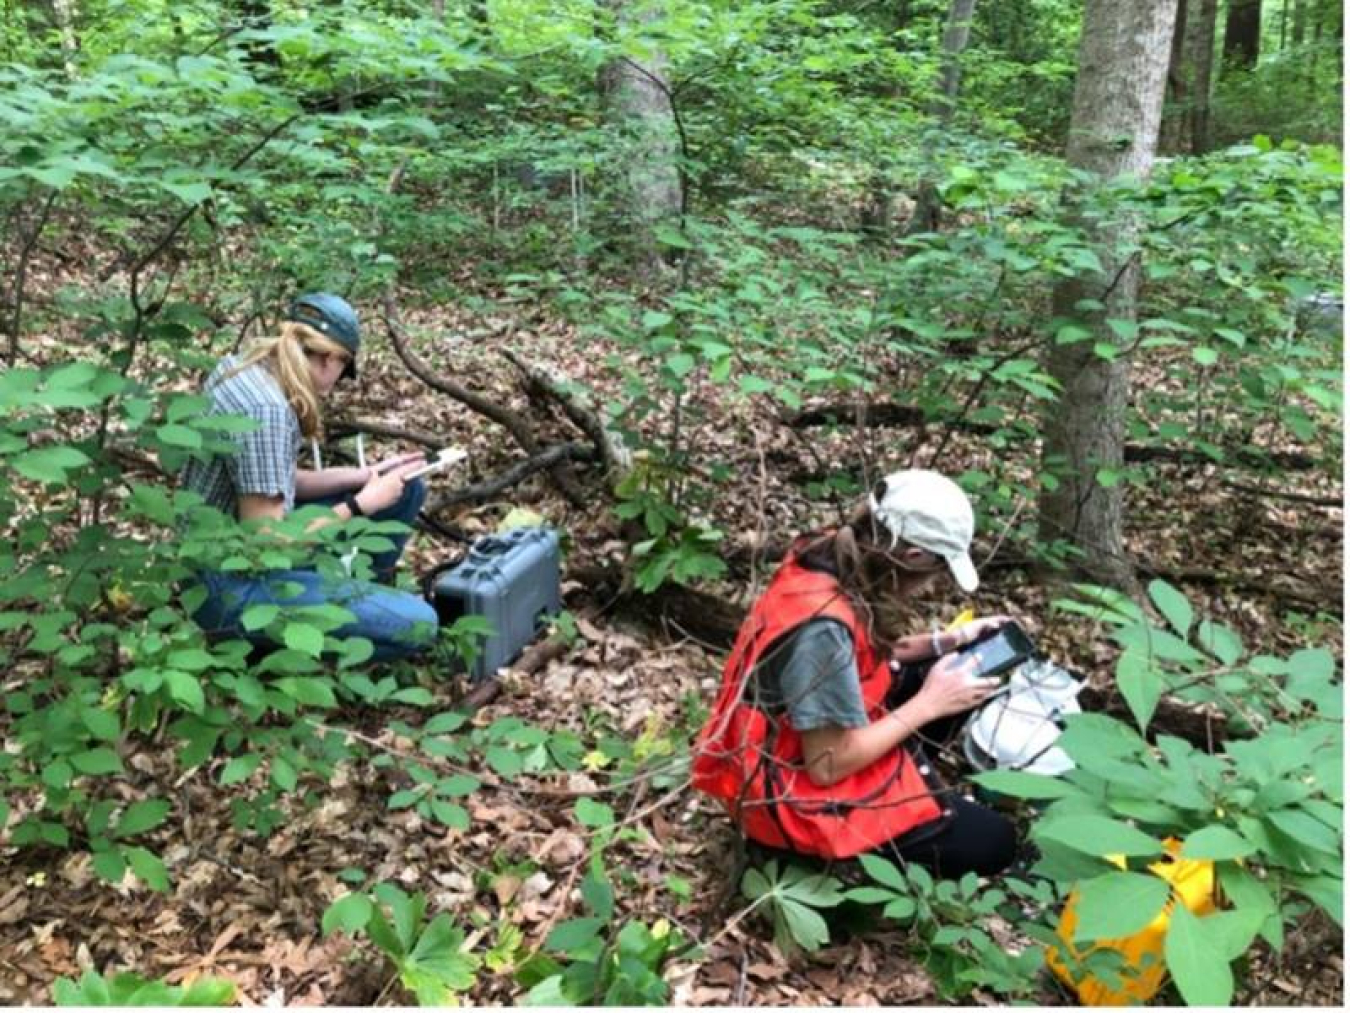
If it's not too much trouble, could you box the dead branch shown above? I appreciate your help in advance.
[785,399,1325,471]
[424,442,595,514]
[327,416,445,449]
[500,347,620,473]
[381,295,586,505]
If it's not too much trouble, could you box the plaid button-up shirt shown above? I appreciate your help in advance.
[180,355,302,517]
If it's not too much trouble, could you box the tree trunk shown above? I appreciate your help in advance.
[1187,0,1219,153]
[1038,0,1178,591]
[597,0,683,274]
[1291,0,1307,44]
[1160,0,1191,153]
[1222,0,1262,68]
[904,0,978,236]
[50,0,79,77]
[1163,0,1219,155]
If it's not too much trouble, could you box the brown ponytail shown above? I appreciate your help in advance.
[797,501,941,649]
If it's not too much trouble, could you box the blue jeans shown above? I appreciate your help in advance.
[192,479,438,661]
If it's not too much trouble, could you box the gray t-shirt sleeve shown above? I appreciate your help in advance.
[766,619,869,731]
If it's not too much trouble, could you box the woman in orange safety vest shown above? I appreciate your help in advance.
[692,469,1017,877]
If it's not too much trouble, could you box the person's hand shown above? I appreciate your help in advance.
[913,651,1001,720]
[354,460,423,514]
[372,450,427,477]
[953,614,1014,648]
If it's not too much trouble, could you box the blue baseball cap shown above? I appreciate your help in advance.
[287,292,360,379]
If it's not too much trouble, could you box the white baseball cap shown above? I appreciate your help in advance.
[867,469,979,592]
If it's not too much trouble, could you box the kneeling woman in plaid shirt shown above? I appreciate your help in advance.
[181,292,438,660]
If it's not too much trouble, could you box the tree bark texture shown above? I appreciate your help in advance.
[1162,0,1220,154]
[1186,0,1219,153]
[1160,0,1190,152]
[1222,0,1262,68]
[1039,0,1178,591]
[50,0,80,76]
[1291,0,1307,44]
[904,0,978,236]
[597,1,683,273]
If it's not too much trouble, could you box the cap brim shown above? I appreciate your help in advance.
[947,552,979,593]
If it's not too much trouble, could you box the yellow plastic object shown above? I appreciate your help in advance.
[1047,839,1217,1006]
[947,608,975,631]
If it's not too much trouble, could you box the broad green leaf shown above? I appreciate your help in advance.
[971,769,1077,800]
[574,797,614,828]
[424,711,468,735]
[1165,904,1233,1006]
[114,799,171,839]
[435,774,479,797]
[1288,873,1343,927]
[428,799,469,829]
[323,893,374,936]
[178,978,237,1005]
[160,180,212,204]
[70,748,123,775]
[883,896,917,921]
[857,853,909,890]
[164,670,205,713]
[1036,815,1161,857]
[92,847,127,884]
[780,869,844,907]
[219,753,262,785]
[1195,620,1243,665]
[1179,826,1256,861]
[1071,872,1171,942]
[545,917,605,954]
[12,446,91,483]
[581,870,614,921]
[1115,648,1162,734]
[779,897,830,951]
[283,622,324,658]
[125,846,170,892]
[1266,808,1340,855]
[241,604,280,632]
[80,707,120,742]
[270,756,298,792]
[1202,909,1267,961]
[155,423,202,448]
[843,886,901,905]
[1147,580,1193,638]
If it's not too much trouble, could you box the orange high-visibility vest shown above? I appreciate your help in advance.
[691,547,948,859]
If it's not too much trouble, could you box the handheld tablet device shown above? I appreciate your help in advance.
[956,622,1036,681]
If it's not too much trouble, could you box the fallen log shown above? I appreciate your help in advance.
[783,400,1326,471]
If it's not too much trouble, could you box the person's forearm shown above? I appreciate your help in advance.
[295,466,368,500]
[892,627,966,663]
[803,697,936,786]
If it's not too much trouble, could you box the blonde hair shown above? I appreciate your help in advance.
[229,321,349,438]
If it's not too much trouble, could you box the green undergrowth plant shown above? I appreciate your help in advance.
[739,859,846,954]
[52,969,236,1006]
[844,856,1047,1001]
[970,579,1343,1006]
[516,795,697,1005]
[612,455,727,594]
[323,884,480,1006]
[739,856,1047,1001]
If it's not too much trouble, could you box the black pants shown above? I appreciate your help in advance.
[880,659,1017,878]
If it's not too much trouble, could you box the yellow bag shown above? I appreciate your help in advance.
[1046,839,1216,1006]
